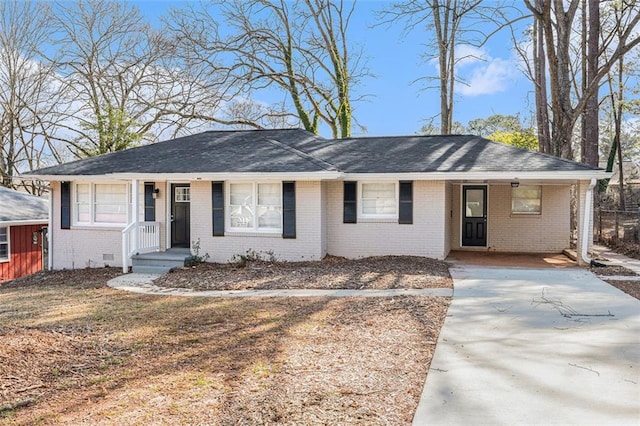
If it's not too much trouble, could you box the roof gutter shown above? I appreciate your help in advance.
[581,178,597,265]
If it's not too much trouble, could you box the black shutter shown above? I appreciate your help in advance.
[144,183,156,222]
[212,181,224,236]
[343,181,357,223]
[60,181,71,229]
[399,181,413,224]
[282,181,296,239]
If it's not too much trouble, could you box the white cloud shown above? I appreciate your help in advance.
[458,57,518,96]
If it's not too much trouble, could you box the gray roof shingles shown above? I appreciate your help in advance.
[0,187,48,223]
[27,128,599,177]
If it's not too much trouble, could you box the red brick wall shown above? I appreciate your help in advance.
[0,224,45,282]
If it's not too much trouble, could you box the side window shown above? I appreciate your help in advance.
[512,185,542,214]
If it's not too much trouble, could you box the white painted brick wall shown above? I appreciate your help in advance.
[325,180,448,259]
[450,184,570,252]
[50,181,125,269]
[191,180,324,262]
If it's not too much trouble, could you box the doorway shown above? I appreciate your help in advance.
[462,186,487,247]
[171,183,190,248]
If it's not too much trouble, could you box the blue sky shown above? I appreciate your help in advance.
[138,0,533,137]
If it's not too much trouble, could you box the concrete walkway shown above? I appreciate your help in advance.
[593,244,640,275]
[413,265,640,425]
[107,273,453,298]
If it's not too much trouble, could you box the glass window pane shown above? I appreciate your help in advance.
[94,184,128,223]
[258,205,282,229]
[229,205,254,228]
[258,183,280,206]
[512,185,542,214]
[76,184,91,222]
[175,187,190,202]
[230,183,253,206]
[465,189,485,218]
[361,183,396,216]
[0,227,7,259]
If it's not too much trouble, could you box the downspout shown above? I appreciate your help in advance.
[581,178,597,265]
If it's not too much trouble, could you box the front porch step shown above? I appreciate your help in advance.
[131,248,190,274]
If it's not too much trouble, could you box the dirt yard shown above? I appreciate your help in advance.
[0,259,452,425]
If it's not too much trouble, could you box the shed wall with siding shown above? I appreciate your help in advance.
[0,224,45,282]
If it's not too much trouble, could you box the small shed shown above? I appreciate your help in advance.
[0,186,49,282]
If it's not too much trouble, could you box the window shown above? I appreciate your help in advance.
[360,182,397,219]
[228,182,282,232]
[512,185,542,214]
[75,183,129,225]
[0,227,8,261]
[175,187,190,202]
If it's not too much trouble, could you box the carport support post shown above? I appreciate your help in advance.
[637,207,640,243]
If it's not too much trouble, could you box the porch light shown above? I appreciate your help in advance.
[152,188,160,199]
[511,182,519,188]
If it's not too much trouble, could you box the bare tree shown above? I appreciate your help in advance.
[167,0,368,138]
[379,0,518,134]
[523,0,640,162]
[50,0,199,158]
[0,1,59,193]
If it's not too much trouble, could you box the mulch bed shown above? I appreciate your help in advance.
[155,256,452,290]
[591,265,638,276]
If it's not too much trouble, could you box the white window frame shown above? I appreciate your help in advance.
[511,185,542,215]
[226,181,283,233]
[0,226,9,263]
[358,181,399,220]
[73,182,131,227]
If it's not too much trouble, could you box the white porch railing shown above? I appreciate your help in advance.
[122,221,160,272]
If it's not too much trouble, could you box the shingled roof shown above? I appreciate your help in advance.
[0,187,48,223]
[26,128,600,177]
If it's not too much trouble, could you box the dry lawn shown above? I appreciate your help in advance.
[0,261,452,425]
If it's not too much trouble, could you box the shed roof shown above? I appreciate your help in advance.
[0,187,48,223]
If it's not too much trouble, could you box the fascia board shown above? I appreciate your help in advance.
[342,170,612,181]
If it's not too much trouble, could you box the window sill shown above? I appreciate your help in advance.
[225,231,282,238]
[358,218,398,223]
[0,258,9,263]
[510,213,542,218]
[71,225,126,231]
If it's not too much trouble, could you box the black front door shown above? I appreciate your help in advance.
[462,186,487,247]
[171,184,190,248]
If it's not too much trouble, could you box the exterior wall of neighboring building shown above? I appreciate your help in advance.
[190,180,325,262]
[325,180,448,259]
[0,224,46,282]
[450,183,571,253]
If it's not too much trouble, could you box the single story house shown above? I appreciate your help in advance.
[22,129,607,272]
[0,186,49,282]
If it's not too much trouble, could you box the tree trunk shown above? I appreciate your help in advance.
[583,0,600,166]
[532,3,551,153]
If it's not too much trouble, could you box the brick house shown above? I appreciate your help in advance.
[23,129,607,273]
[0,187,48,282]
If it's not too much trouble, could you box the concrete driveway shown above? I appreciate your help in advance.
[413,266,640,425]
